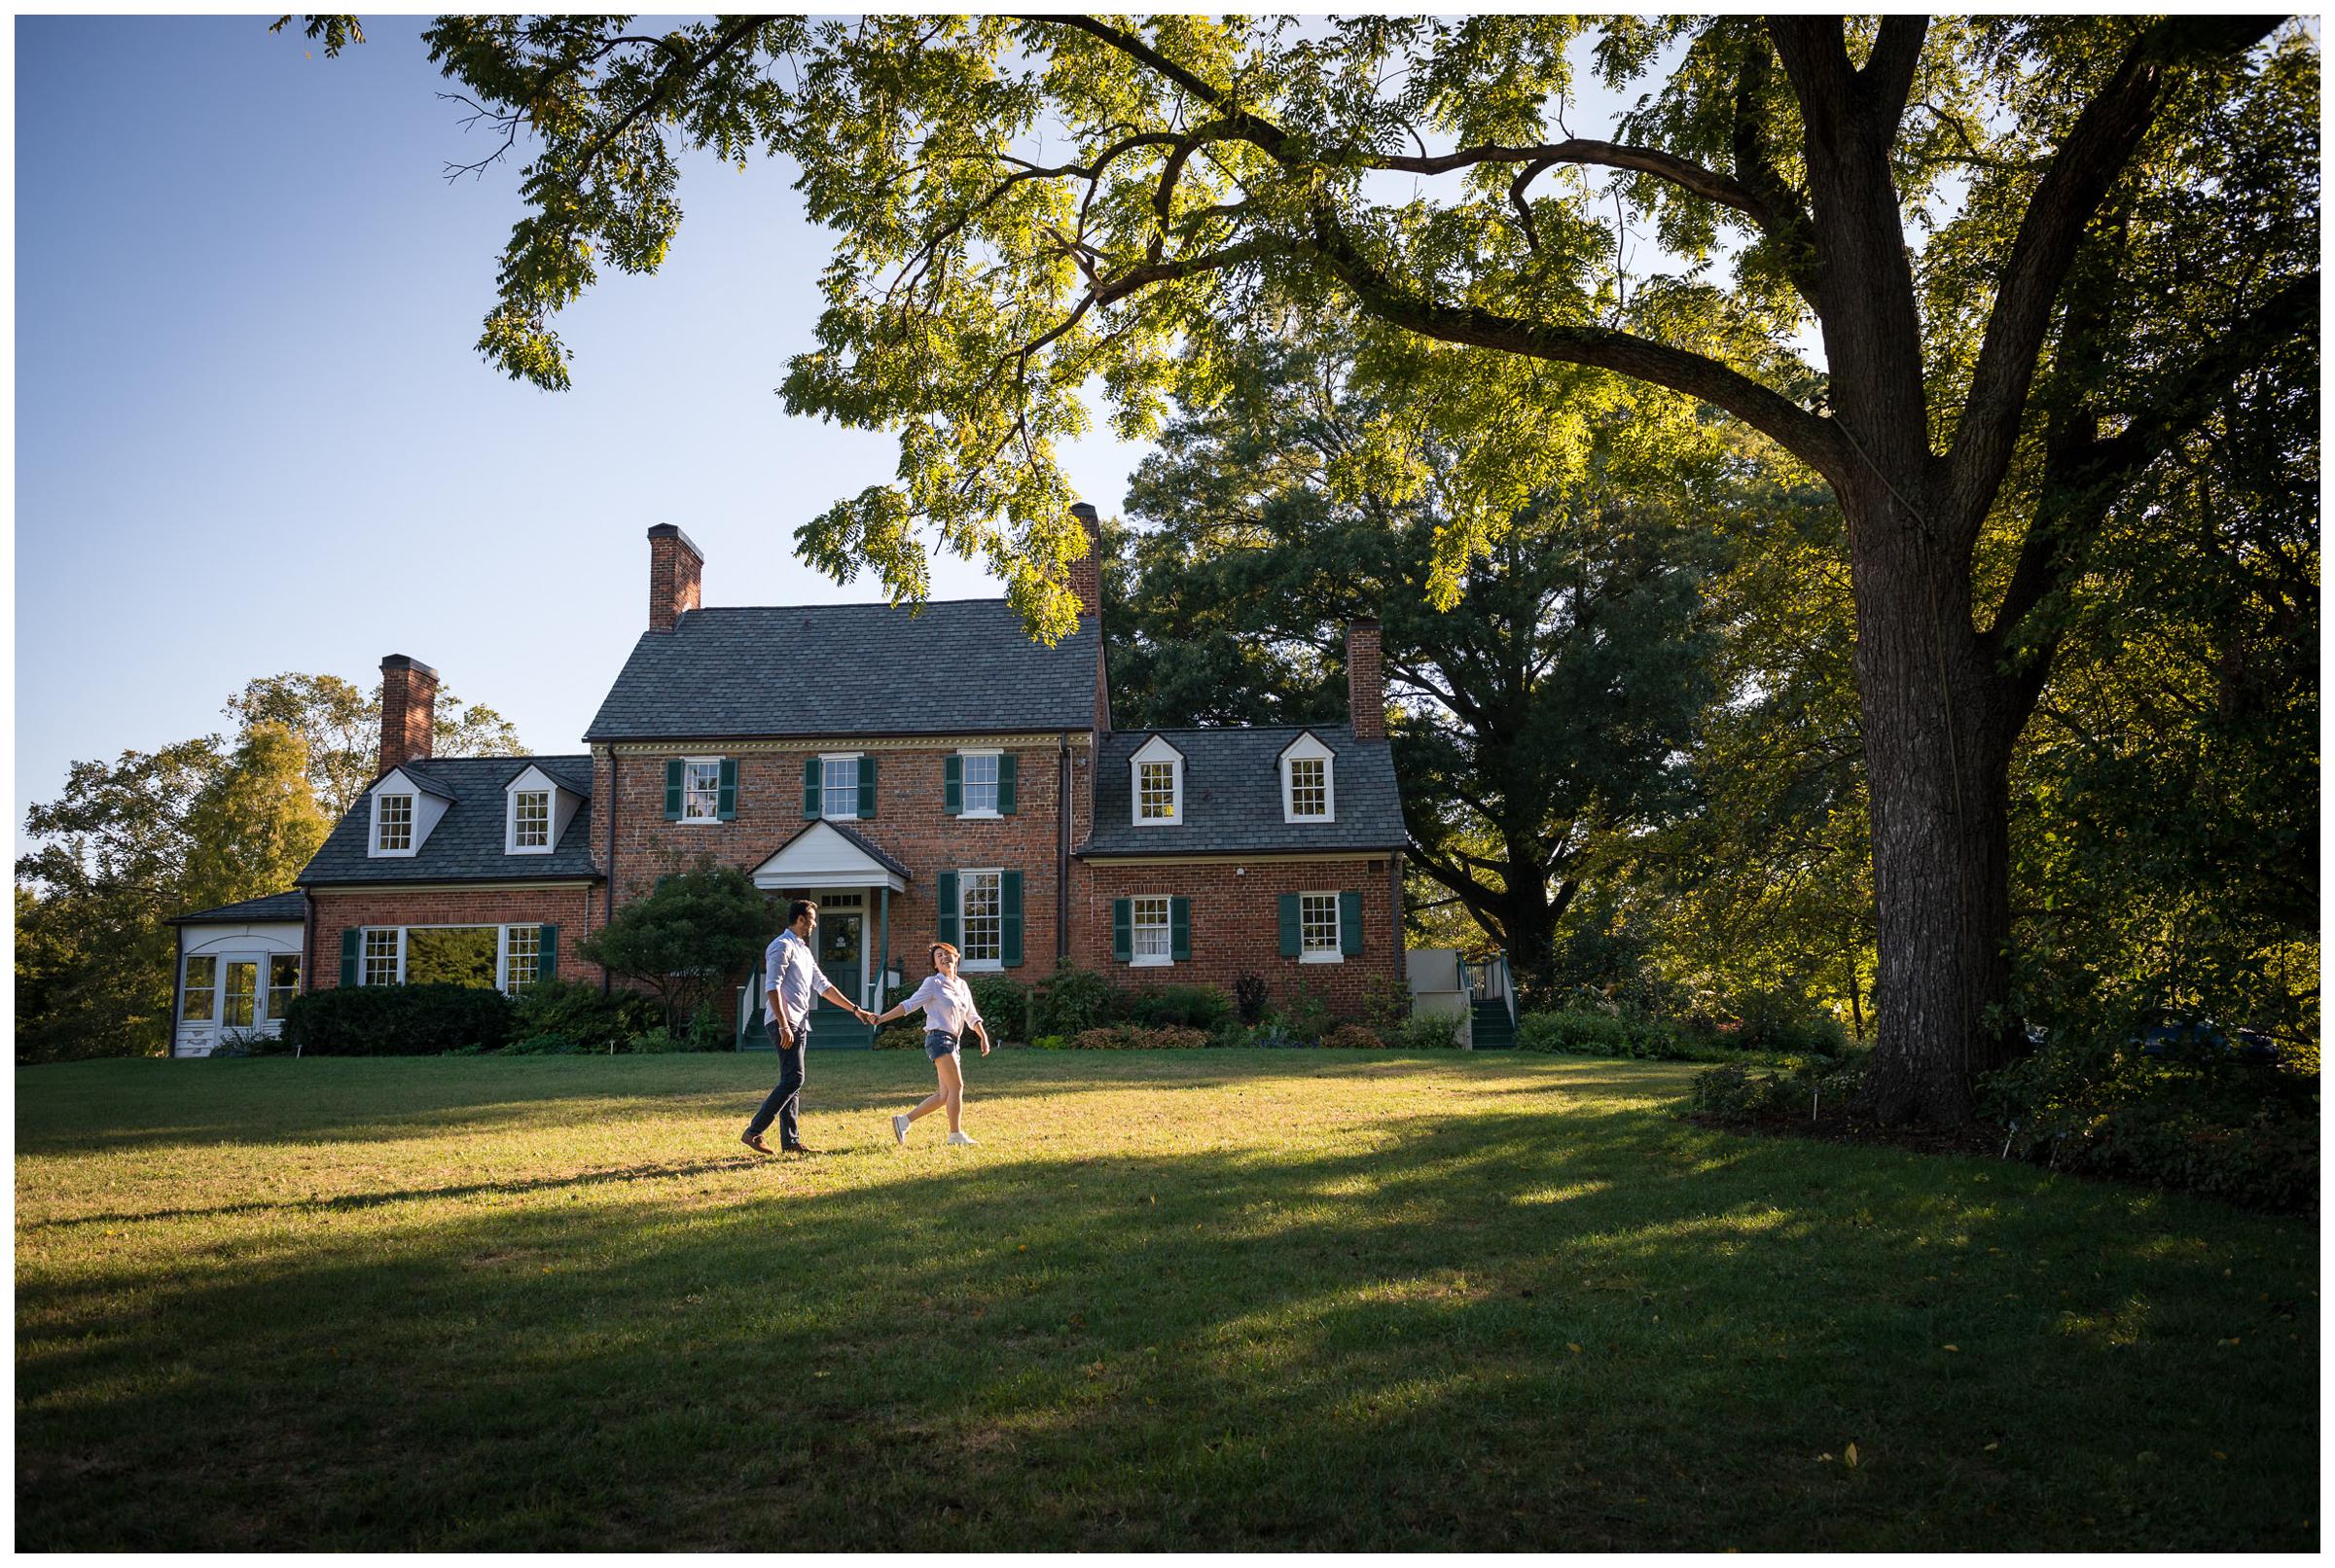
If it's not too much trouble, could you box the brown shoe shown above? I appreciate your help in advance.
[741,1133,775,1156]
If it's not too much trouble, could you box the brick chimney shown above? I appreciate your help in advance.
[1347,618,1386,740]
[1068,501,1105,619]
[378,655,439,774]
[648,523,704,631]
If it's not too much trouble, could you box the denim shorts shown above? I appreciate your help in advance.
[924,1030,961,1061]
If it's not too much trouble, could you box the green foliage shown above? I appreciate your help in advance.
[578,860,775,1030]
[1321,1023,1384,1050]
[502,1032,583,1056]
[1391,1013,1464,1051]
[1232,972,1272,1028]
[1067,1025,1211,1051]
[961,973,1027,1041]
[873,1023,926,1051]
[1028,963,1113,1039]
[1689,1062,1789,1121]
[510,978,664,1055]
[1517,1008,1693,1061]
[1982,1030,2318,1212]
[280,983,514,1057]
[1125,983,1233,1034]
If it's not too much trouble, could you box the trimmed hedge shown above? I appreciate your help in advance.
[280,983,514,1057]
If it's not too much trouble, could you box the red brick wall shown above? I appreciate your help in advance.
[308,884,606,990]
[648,527,703,632]
[1347,618,1385,740]
[605,741,1089,986]
[378,656,438,774]
[1072,856,1402,1018]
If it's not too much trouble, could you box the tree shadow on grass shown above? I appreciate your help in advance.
[17,1101,2317,1553]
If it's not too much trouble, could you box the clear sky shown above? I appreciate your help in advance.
[13,14,1157,825]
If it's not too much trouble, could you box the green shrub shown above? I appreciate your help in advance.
[280,983,514,1057]
[873,1023,925,1051]
[1981,1028,2318,1212]
[502,1031,583,1055]
[1360,976,1412,1037]
[1393,1012,1464,1051]
[1232,971,1272,1026]
[1323,1022,1384,1050]
[1689,1061,1787,1120]
[1029,963,1114,1038]
[1029,1033,1069,1051]
[1515,1008,1692,1060]
[960,973,1027,1041]
[1127,982,1233,1033]
[577,860,774,1029]
[1719,991,1848,1057]
[1281,981,1332,1046]
[512,979,663,1053]
[1067,1024,1210,1051]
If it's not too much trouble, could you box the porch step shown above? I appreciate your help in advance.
[736,1008,876,1051]
[1470,1000,1517,1051]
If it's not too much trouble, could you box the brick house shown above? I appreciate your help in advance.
[195,506,1408,1047]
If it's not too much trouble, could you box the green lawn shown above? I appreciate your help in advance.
[16,1051,2318,1550]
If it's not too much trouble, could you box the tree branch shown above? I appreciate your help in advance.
[1858,15,1929,142]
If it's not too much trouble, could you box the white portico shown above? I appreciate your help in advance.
[739,820,913,1048]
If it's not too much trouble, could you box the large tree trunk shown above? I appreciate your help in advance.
[1845,490,2024,1123]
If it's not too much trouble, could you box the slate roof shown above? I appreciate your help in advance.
[170,890,309,925]
[584,601,1102,740]
[1082,724,1410,857]
[297,755,601,886]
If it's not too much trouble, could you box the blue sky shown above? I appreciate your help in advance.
[14,14,1158,824]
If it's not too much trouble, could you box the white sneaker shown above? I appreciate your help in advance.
[947,1131,977,1147]
[891,1114,910,1146]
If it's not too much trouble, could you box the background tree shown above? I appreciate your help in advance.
[1111,342,1726,1007]
[182,723,332,914]
[301,13,2315,1122]
[577,862,776,1032]
[228,671,526,819]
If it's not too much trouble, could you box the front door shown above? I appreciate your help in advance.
[220,958,261,1032]
[813,909,865,1013]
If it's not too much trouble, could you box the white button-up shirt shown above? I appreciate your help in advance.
[763,928,836,1033]
[900,974,984,1037]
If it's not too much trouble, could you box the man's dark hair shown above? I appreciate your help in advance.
[786,899,819,929]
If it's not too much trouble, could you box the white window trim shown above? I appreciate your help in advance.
[371,791,419,857]
[1131,735,1184,827]
[679,756,724,826]
[498,924,542,995]
[821,752,863,821]
[1130,894,1173,968]
[1298,890,1345,965]
[1280,734,1337,824]
[957,747,1003,820]
[181,955,221,1022]
[508,789,554,855]
[956,866,1005,971]
[361,927,407,986]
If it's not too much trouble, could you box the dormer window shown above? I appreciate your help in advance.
[376,794,413,852]
[513,790,550,849]
[1130,734,1185,826]
[1279,731,1337,823]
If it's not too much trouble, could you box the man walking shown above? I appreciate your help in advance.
[742,899,874,1156]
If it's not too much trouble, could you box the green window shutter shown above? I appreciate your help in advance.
[997,753,1018,814]
[937,871,959,948]
[1169,897,1191,962]
[665,758,684,821]
[1000,871,1024,968]
[716,759,737,821]
[539,925,557,981]
[858,755,878,818]
[803,756,821,818]
[1278,895,1302,957]
[943,754,962,815]
[1112,898,1132,963]
[1339,890,1363,955]
[340,927,361,987]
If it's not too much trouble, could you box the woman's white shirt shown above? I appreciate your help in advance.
[903,974,983,1036]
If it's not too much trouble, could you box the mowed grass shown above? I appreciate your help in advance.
[17,1051,2318,1550]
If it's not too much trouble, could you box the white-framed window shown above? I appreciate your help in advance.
[502,925,541,996]
[512,790,551,849]
[822,754,860,820]
[1131,895,1172,966]
[1130,734,1184,826]
[362,928,402,986]
[182,955,218,1021]
[1280,731,1337,823]
[682,759,723,823]
[961,750,1000,816]
[1300,892,1343,962]
[375,793,413,852]
[958,869,1002,968]
[267,955,301,1019]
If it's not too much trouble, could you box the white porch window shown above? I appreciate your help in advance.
[1132,896,1172,966]
[1300,892,1342,961]
[959,870,1002,965]
[266,955,301,1019]
[682,760,722,822]
[182,956,218,1020]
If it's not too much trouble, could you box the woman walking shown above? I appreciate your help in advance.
[877,942,990,1146]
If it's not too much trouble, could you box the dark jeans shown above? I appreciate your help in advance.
[745,1017,809,1146]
